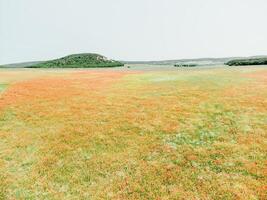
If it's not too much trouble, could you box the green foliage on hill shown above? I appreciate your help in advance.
[226,58,267,66]
[28,53,124,68]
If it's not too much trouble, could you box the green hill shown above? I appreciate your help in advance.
[226,57,267,66]
[28,53,124,68]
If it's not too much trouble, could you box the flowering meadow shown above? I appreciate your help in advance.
[0,67,266,199]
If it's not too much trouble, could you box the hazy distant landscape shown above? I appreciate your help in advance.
[2,54,267,68]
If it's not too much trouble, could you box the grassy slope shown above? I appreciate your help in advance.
[0,67,266,199]
[0,61,43,68]
[29,53,124,68]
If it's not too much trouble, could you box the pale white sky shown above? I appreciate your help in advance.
[0,0,267,64]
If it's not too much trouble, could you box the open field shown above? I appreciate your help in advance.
[0,66,266,199]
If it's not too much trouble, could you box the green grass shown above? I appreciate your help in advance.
[0,84,7,93]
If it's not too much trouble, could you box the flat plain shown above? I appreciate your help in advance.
[0,66,266,199]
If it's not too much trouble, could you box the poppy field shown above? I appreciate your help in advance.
[0,67,266,199]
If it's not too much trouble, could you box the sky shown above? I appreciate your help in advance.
[0,0,267,64]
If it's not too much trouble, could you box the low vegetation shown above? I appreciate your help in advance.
[226,57,267,66]
[174,63,197,67]
[0,67,266,199]
[28,53,124,68]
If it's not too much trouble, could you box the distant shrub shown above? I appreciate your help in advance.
[174,64,197,67]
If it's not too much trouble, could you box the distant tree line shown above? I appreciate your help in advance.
[226,58,267,66]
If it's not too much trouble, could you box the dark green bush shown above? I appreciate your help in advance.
[226,58,267,66]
